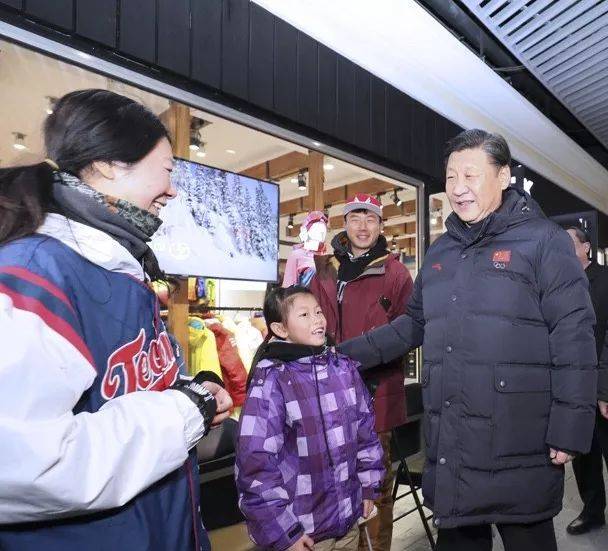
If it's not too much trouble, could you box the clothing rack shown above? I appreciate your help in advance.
[196,306,263,312]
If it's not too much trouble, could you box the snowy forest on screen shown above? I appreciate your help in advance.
[150,159,279,281]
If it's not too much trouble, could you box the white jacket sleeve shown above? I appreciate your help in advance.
[0,293,205,524]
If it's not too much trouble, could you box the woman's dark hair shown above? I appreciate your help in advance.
[444,129,511,170]
[263,285,314,338]
[0,89,170,244]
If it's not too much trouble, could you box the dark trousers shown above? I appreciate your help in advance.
[436,519,557,551]
[572,410,608,520]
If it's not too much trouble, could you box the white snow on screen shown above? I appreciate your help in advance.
[150,160,279,281]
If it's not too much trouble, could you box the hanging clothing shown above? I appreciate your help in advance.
[282,245,317,288]
[234,319,264,371]
[205,279,217,306]
[188,317,221,379]
[207,321,248,407]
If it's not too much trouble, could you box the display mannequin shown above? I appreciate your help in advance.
[282,211,328,287]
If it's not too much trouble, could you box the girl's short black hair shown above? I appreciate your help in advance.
[263,285,314,337]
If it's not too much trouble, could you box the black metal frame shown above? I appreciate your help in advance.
[391,428,436,550]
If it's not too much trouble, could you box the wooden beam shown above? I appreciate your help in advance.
[160,102,191,358]
[241,151,309,180]
[308,150,324,211]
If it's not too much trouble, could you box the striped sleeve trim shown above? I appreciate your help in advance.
[0,268,95,368]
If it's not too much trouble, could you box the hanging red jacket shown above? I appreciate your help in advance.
[207,321,248,407]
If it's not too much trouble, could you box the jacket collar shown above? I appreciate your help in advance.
[36,213,145,280]
[445,186,544,246]
[586,261,601,283]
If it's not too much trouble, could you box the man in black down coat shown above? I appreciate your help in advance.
[339,129,598,551]
[564,227,608,536]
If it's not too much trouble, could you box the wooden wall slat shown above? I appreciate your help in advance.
[191,0,222,89]
[119,0,156,63]
[76,0,117,48]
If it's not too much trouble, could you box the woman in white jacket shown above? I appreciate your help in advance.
[0,89,231,550]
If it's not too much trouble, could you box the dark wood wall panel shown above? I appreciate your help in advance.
[221,0,249,100]
[296,32,318,128]
[273,18,298,120]
[26,0,73,30]
[76,0,117,48]
[157,0,190,76]
[191,0,222,89]
[248,3,274,111]
[318,44,337,136]
[354,66,371,152]
[370,76,387,157]
[119,0,156,63]
[336,56,355,144]
[0,0,23,10]
[386,85,409,168]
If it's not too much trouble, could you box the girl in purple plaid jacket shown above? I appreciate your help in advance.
[236,286,385,551]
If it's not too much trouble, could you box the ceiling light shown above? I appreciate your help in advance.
[287,215,294,230]
[196,150,206,158]
[323,163,334,171]
[189,136,202,151]
[45,96,57,115]
[312,141,322,147]
[76,51,92,60]
[226,149,236,155]
[12,132,26,150]
[297,170,307,191]
[393,190,403,207]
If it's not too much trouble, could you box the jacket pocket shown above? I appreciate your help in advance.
[421,361,442,413]
[492,363,551,458]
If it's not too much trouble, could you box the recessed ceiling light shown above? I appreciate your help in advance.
[226,149,236,155]
[312,141,322,147]
[297,170,307,191]
[45,96,57,115]
[323,163,334,171]
[76,51,92,60]
[12,132,26,150]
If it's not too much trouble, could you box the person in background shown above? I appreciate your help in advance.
[0,89,232,551]
[339,129,597,551]
[310,193,413,551]
[565,226,608,535]
[236,286,384,551]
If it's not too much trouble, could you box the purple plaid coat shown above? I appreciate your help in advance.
[236,350,384,550]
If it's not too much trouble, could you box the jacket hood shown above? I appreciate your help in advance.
[254,339,329,365]
[445,186,545,246]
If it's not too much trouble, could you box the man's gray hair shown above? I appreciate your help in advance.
[565,226,590,245]
[444,129,511,169]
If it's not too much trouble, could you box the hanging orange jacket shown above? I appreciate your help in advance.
[207,321,248,407]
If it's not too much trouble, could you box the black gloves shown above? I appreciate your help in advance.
[173,371,219,436]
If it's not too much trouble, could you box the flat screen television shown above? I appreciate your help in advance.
[150,158,280,282]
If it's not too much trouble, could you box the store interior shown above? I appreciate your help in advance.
[0,38,423,374]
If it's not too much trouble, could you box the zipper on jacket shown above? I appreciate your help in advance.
[313,360,335,468]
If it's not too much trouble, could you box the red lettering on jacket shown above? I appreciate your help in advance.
[101,329,178,400]
[432,263,442,271]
